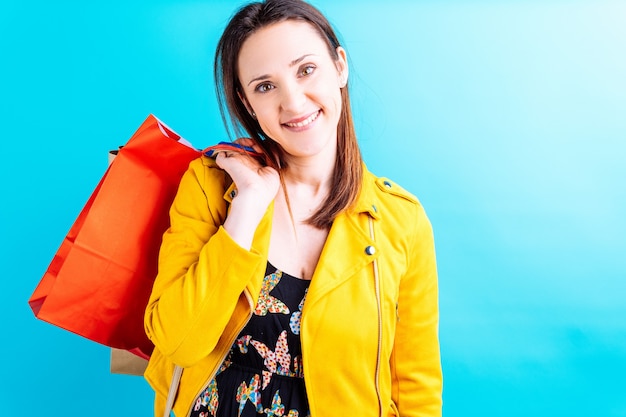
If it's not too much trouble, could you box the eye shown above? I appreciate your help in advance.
[255,82,274,93]
[299,65,316,77]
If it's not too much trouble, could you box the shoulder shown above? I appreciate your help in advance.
[187,155,224,179]
[367,170,418,203]
[363,168,422,211]
[173,156,232,221]
[360,167,432,234]
[183,155,232,192]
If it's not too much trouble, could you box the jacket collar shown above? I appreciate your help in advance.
[352,167,382,220]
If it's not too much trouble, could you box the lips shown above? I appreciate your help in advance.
[283,110,321,128]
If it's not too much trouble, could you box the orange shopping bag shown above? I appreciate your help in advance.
[29,114,201,359]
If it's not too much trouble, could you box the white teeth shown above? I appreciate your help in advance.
[285,111,319,128]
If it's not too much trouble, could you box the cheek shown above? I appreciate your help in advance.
[325,87,343,117]
[255,113,280,139]
[319,77,343,109]
[256,119,273,138]
[251,95,277,117]
[250,100,275,126]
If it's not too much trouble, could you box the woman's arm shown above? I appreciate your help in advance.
[144,157,270,367]
[392,204,443,417]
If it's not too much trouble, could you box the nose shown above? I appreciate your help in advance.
[279,80,306,113]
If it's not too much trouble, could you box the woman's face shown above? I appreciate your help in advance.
[237,20,348,163]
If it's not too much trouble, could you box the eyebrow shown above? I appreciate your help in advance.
[246,54,316,86]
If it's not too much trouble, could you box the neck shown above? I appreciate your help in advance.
[284,164,332,196]
[278,158,334,228]
[282,150,336,198]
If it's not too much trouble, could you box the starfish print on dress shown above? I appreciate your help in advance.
[255,270,290,316]
[235,335,252,353]
[264,390,300,417]
[235,374,263,416]
[192,379,219,416]
[289,288,307,335]
[250,330,293,389]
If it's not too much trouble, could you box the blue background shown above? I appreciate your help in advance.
[2,0,625,415]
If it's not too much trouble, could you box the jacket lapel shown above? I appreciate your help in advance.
[306,170,381,308]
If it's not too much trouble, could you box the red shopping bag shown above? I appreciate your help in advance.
[29,114,201,359]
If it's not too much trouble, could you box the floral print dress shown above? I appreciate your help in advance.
[190,263,310,417]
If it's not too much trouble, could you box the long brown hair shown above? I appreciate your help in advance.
[214,0,363,229]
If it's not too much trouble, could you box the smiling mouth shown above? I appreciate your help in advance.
[284,110,320,128]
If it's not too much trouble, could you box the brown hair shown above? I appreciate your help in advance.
[214,0,363,229]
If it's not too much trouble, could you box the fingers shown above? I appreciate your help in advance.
[214,150,237,168]
[214,149,262,176]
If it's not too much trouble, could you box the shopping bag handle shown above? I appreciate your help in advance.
[202,141,264,159]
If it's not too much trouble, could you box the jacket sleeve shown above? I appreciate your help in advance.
[392,203,443,417]
[144,157,266,367]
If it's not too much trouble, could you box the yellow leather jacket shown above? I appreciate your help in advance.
[144,156,442,417]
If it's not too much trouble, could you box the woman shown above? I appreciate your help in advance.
[144,0,442,416]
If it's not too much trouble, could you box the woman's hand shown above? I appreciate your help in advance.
[215,138,279,249]
[214,138,279,204]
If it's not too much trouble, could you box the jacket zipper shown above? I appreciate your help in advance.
[184,289,255,417]
[369,216,384,417]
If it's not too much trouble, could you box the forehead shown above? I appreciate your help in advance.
[238,20,331,79]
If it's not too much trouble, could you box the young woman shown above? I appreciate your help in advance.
[144,1,442,416]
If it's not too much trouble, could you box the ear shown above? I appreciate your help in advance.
[335,46,349,88]
[237,90,255,117]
